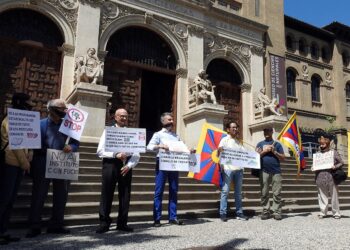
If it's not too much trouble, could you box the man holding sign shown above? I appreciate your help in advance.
[217,121,248,222]
[26,99,79,238]
[95,109,140,234]
[147,112,186,227]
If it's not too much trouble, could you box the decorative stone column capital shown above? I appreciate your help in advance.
[176,68,188,79]
[61,44,75,56]
[98,50,109,62]
[240,83,252,93]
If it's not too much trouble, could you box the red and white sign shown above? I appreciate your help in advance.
[59,104,88,141]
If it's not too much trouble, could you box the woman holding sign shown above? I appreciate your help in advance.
[313,132,343,219]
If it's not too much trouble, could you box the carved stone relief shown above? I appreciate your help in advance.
[44,0,79,33]
[301,64,309,80]
[79,0,105,7]
[204,32,251,74]
[325,71,332,86]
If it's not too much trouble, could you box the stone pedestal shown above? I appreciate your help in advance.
[248,115,289,153]
[66,82,112,143]
[183,103,227,148]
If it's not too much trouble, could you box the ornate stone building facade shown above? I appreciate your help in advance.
[0,0,348,151]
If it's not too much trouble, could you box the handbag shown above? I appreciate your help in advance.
[331,168,347,185]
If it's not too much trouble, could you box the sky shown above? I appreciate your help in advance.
[284,0,350,28]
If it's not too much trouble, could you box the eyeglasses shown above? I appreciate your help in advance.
[229,127,239,129]
[117,115,128,118]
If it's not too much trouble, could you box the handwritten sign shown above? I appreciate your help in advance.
[105,127,146,153]
[7,108,41,149]
[45,149,79,180]
[220,147,260,169]
[59,105,88,141]
[312,150,334,171]
[159,151,199,172]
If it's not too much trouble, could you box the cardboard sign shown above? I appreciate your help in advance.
[59,105,88,141]
[45,149,79,181]
[105,127,146,153]
[312,150,334,171]
[220,147,261,169]
[159,151,199,172]
[7,108,41,149]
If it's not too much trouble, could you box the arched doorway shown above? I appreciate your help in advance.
[104,26,177,140]
[0,9,64,119]
[206,59,243,131]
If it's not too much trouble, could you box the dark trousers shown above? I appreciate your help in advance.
[153,160,179,221]
[28,163,69,229]
[0,164,23,235]
[99,158,132,227]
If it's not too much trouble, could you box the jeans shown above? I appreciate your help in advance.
[220,168,243,216]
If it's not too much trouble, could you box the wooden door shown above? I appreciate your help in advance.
[0,40,62,119]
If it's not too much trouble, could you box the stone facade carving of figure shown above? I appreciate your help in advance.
[75,48,104,84]
[256,87,282,117]
[194,69,217,105]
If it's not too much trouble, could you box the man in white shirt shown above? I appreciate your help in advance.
[95,109,140,234]
[147,112,184,227]
[217,121,248,222]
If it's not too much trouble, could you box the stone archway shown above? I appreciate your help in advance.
[103,26,178,140]
[206,58,243,130]
[0,8,65,119]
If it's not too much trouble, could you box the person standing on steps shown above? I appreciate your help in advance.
[95,108,140,234]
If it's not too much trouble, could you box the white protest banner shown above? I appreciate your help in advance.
[105,127,146,153]
[59,105,88,141]
[163,140,190,153]
[8,108,41,149]
[189,154,200,173]
[159,151,191,171]
[45,149,79,181]
[312,150,334,171]
[220,147,260,169]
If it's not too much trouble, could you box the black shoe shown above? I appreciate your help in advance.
[116,225,134,232]
[169,219,184,225]
[95,225,109,234]
[220,215,228,222]
[46,227,70,234]
[26,229,41,238]
[261,213,270,220]
[153,220,161,227]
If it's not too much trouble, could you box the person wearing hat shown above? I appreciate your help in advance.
[313,132,343,219]
[256,127,285,220]
[0,93,34,245]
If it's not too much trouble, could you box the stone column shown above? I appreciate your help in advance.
[60,44,76,99]
[66,82,112,143]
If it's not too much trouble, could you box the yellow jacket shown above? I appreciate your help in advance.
[1,116,32,170]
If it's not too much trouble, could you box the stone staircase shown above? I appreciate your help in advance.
[11,142,350,226]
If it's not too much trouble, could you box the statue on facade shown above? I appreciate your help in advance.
[74,48,104,84]
[194,69,217,105]
[255,87,282,117]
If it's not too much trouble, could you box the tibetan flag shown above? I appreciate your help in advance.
[188,123,227,187]
[277,112,306,175]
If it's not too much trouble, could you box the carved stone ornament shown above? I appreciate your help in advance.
[176,67,188,79]
[61,43,75,56]
[79,0,106,7]
[101,1,119,19]
[144,12,153,24]
[46,0,79,33]
[325,71,332,86]
[59,0,79,9]
[250,45,265,56]
[189,69,217,108]
[174,23,189,39]
[240,83,251,93]
[204,32,251,74]
[302,64,309,80]
[187,25,205,37]
[254,87,283,119]
[75,48,104,85]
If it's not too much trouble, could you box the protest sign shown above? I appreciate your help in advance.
[59,105,88,141]
[105,127,146,153]
[159,151,199,172]
[45,149,79,181]
[219,147,260,169]
[312,150,334,171]
[163,140,190,153]
[8,108,41,149]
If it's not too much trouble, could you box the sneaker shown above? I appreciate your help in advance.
[333,215,341,219]
[236,215,248,221]
[261,213,270,220]
[169,219,184,225]
[95,225,109,234]
[273,214,282,220]
[153,221,161,227]
[220,215,228,222]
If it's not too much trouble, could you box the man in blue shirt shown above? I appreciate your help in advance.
[26,99,79,238]
[256,127,285,220]
[147,112,184,227]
